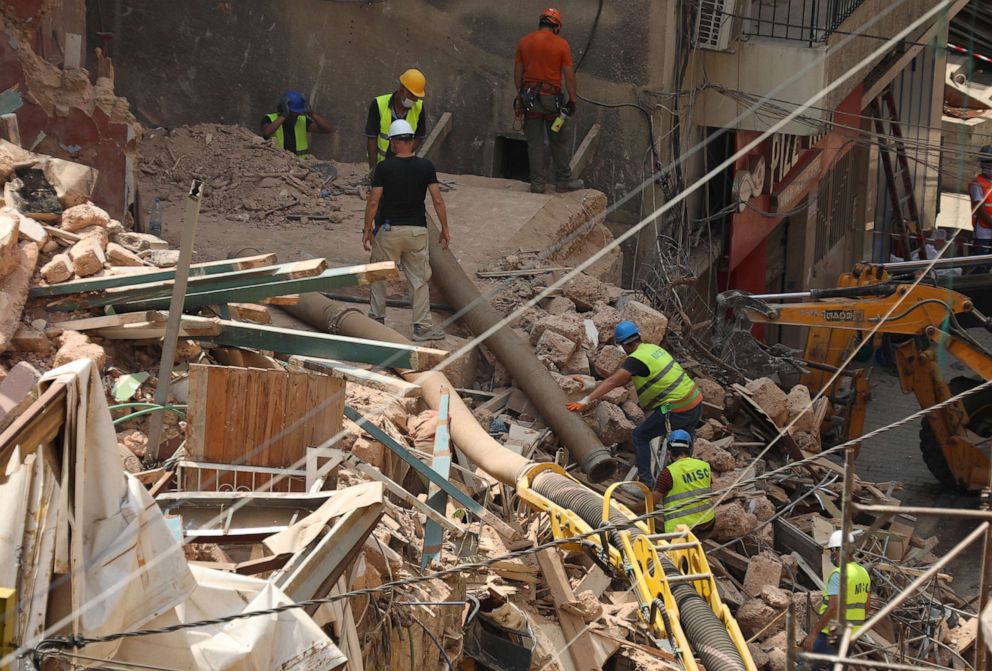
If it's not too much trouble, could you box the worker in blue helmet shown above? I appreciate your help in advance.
[629,429,715,537]
[261,90,333,156]
[567,320,702,488]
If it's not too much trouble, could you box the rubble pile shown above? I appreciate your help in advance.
[139,123,352,225]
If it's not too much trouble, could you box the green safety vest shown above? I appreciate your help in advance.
[375,93,422,163]
[628,343,699,412]
[818,562,871,633]
[265,113,310,155]
[663,457,714,533]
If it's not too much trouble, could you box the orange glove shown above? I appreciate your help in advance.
[566,396,591,412]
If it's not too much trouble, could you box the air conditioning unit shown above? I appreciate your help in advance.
[694,0,745,51]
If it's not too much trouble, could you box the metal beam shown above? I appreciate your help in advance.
[201,320,447,370]
[115,262,399,312]
[30,253,278,298]
[344,405,520,539]
[422,388,452,568]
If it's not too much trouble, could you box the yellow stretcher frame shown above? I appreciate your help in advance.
[516,463,755,671]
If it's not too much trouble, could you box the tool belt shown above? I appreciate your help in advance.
[515,82,564,119]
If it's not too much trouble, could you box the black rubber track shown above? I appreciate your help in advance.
[918,376,992,492]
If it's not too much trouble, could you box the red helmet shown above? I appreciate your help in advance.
[541,8,562,26]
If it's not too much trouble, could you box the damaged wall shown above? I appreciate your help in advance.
[0,2,139,219]
[96,0,675,208]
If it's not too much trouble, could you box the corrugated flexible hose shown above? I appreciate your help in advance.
[532,472,746,671]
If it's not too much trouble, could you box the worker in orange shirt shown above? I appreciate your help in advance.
[514,8,583,195]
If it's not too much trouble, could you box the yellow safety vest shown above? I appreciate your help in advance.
[628,343,699,412]
[265,113,309,155]
[375,93,422,163]
[818,562,871,633]
[663,457,714,533]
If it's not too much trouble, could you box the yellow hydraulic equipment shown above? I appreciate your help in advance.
[1,587,14,671]
[517,463,755,671]
[720,261,992,490]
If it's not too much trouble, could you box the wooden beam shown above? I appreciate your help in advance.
[0,113,21,146]
[569,123,601,180]
[291,355,421,398]
[422,389,452,568]
[344,404,520,540]
[30,253,278,298]
[90,316,222,340]
[204,321,446,370]
[535,548,604,671]
[114,262,399,313]
[417,111,453,160]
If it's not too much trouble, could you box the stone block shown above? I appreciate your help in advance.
[4,208,48,245]
[713,501,754,542]
[743,554,783,597]
[0,209,19,279]
[551,372,595,400]
[697,378,727,409]
[746,377,789,427]
[69,236,106,277]
[736,599,781,640]
[53,330,107,370]
[792,430,820,453]
[427,333,479,388]
[175,340,203,362]
[119,429,149,458]
[621,400,645,424]
[144,249,180,267]
[113,230,169,252]
[560,348,590,376]
[602,385,628,405]
[786,384,816,432]
[594,345,627,378]
[106,241,144,266]
[0,243,40,352]
[60,202,110,233]
[562,272,607,310]
[118,444,143,473]
[531,313,584,345]
[693,437,735,472]
[620,301,668,345]
[592,401,635,444]
[760,585,792,610]
[352,437,386,469]
[748,496,776,523]
[41,253,73,283]
[536,329,577,369]
[748,644,770,670]
[12,327,51,354]
[75,225,109,250]
[591,304,623,342]
[544,296,576,315]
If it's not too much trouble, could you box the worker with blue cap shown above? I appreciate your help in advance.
[567,320,702,488]
[261,90,332,156]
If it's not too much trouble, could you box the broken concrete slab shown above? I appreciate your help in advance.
[535,329,578,369]
[697,378,727,409]
[591,304,623,343]
[742,553,783,597]
[544,296,576,315]
[694,437,735,472]
[562,272,607,310]
[786,384,816,433]
[591,401,635,445]
[561,348,591,376]
[53,330,107,369]
[531,313,584,345]
[12,327,50,353]
[0,242,39,351]
[107,241,144,266]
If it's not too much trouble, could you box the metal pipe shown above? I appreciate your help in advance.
[854,504,992,520]
[804,652,954,671]
[319,291,453,312]
[424,224,617,482]
[881,253,992,272]
[284,294,531,485]
[851,522,989,643]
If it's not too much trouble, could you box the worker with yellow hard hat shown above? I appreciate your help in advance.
[803,530,872,670]
[365,69,428,169]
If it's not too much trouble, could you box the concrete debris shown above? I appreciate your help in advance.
[69,235,107,276]
[61,201,111,232]
[593,344,626,377]
[620,300,669,345]
[591,401,636,445]
[0,208,20,278]
[53,330,107,369]
[786,384,816,433]
[743,553,783,597]
[535,328,578,369]
[106,241,144,266]
[745,376,790,427]
[562,272,608,310]
[40,252,73,283]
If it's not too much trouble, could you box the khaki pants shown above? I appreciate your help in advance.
[369,225,433,328]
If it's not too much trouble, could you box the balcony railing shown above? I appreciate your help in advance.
[746,0,866,46]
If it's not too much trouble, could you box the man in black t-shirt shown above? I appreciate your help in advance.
[363,119,451,341]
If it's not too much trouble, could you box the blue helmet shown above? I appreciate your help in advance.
[668,429,693,450]
[282,90,306,114]
[614,320,640,344]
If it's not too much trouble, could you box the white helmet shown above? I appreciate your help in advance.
[828,530,854,549]
[388,119,415,139]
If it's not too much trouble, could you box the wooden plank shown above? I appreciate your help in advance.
[220,368,247,491]
[264,369,290,488]
[417,111,453,160]
[112,261,398,313]
[773,518,822,571]
[50,311,165,331]
[203,321,447,371]
[283,371,310,468]
[196,366,230,491]
[30,253,278,297]
[185,364,208,462]
[291,355,421,398]
[227,303,271,324]
[535,548,602,671]
[568,123,601,179]
[320,376,346,448]
[241,368,265,491]
[92,316,222,340]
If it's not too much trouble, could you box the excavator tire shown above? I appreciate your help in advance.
[918,376,992,492]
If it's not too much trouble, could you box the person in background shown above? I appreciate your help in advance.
[968,144,992,269]
[260,90,332,156]
[366,69,428,170]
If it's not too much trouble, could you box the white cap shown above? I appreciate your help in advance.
[388,119,415,139]
[828,529,855,549]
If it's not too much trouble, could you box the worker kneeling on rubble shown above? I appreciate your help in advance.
[631,429,715,536]
[363,119,450,341]
[803,530,872,669]
[566,320,701,487]
[260,90,332,156]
